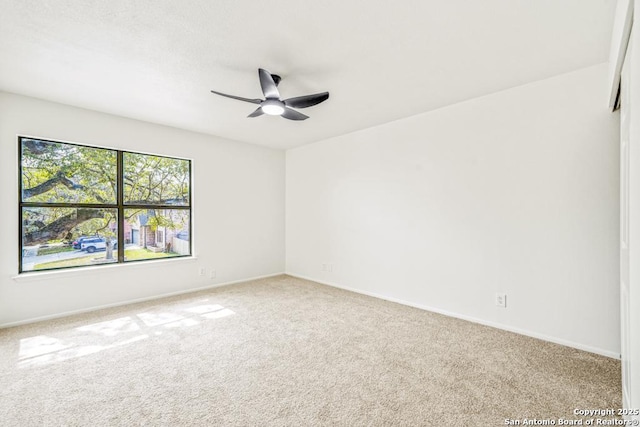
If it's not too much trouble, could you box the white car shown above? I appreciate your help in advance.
[81,237,118,253]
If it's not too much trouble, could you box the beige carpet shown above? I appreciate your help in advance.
[0,275,620,426]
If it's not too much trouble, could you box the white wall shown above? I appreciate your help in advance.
[286,63,620,357]
[0,91,285,326]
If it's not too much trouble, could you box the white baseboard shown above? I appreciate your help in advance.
[0,272,285,329]
[286,272,621,360]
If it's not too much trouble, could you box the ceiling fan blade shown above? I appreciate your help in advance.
[211,90,262,104]
[284,92,329,109]
[259,68,280,99]
[281,107,309,121]
[247,107,264,118]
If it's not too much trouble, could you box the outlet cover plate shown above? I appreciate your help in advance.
[495,293,507,308]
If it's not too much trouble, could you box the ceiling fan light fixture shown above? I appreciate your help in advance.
[210,68,328,121]
[261,100,285,116]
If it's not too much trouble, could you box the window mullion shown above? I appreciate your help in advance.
[117,151,124,263]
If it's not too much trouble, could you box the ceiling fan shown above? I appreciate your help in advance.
[210,68,329,121]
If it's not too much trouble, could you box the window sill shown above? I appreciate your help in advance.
[12,255,198,283]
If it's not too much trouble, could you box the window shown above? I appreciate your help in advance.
[19,137,192,273]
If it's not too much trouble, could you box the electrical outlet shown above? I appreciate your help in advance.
[210,269,216,279]
[328,263,333,272]
[322,263,327,271]
[199,268,205,276]
[495,293,507,308]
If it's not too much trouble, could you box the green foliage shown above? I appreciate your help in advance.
[124,248,178,261]
[23,207,117,245]
[127,208,188,233]
[21,139,117,204]
[22,207,74,236]
[124,153,189,205]
[37,245,74,256]
[33,254,117,270]
[73,214,117,239]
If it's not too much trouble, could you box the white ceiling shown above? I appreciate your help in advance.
[0,1,616,150]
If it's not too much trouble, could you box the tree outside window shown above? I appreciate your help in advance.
[19,137,192,272]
